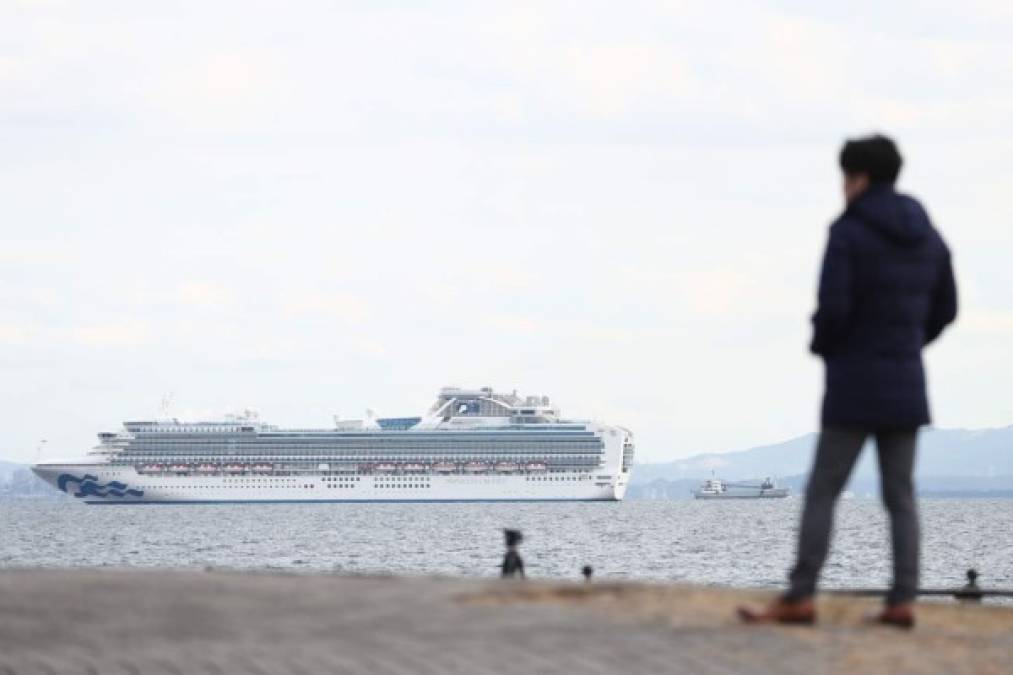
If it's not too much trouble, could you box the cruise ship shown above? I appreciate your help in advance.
[32,387,634,504]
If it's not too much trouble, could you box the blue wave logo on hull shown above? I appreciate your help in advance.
[57,474,144,499]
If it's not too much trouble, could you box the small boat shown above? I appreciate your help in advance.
[138,463,163,474]
[402,463,427,472]
[525,462,547,472]
[251,463,274,474]
[433,462,457,473]
[495,462,518,473]
[374,463,397,473]
[463,462,489,473]
[224,463,247,474]
[195,463,219,474]
[169,463,190,473]
[692,476,789,499]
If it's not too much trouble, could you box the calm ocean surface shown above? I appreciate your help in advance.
[2,498,1011,593]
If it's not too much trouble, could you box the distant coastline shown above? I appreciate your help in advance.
[628,425,1013,500]
[627,477,1013,501]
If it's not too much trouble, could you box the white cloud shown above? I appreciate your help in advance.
[0,321,32,345]
[145,49,297,132]
[281,292,370,324]
[73,321,151,347]
[485,313,540,336]
[176,281,235,308]
[1,1,1011,463]
[962,309,1013,336]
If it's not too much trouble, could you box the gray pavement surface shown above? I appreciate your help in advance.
[0,570,1010,674]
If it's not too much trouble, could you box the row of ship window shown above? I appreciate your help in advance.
[123,446,603,454]
[125,455,604,461]
[131,431,597,437]
[123,455,603,460]
[136,483,432,490]
[128,436,597,440]
[127,461,602,467]
[126,443,603,450]
[128,431,599,438]
[139,474,587,488]
[127,464,603,475]
[526,476,591,482]
[129,431,595,435]
[137,485,316,489]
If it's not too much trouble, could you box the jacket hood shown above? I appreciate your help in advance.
[847,186,931,246]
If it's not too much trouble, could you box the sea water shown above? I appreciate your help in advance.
[2,498,1010,593]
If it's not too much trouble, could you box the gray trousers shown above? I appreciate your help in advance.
[787,428,919,605]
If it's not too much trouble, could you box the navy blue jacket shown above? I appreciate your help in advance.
[811,185,957,430]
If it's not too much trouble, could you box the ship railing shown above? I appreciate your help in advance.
[826,570,1011,602]
[132,466,591,477]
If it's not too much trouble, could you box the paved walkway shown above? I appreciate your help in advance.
[0,570,1010,674]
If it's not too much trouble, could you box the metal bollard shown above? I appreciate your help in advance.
[954,568,983,602]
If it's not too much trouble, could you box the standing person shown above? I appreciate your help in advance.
[738,135,958,628]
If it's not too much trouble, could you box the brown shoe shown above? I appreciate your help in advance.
[737,597,816,625]
[866,604,915,629]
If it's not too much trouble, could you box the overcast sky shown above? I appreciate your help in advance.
[3,1,1012,464]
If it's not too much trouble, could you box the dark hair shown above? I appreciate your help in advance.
[839,134,903,184]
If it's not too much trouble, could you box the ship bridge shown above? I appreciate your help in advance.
[430,387,559,425]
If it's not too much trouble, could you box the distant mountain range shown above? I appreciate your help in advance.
[629,425,1013,499]
[0,461,58,500]
[0,460,22,480]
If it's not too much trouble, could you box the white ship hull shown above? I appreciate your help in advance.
[32,463,628,503]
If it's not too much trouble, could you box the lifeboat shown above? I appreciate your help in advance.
[195,463,219,474]
[495,462,518,473]
[433,462,457,473]
[224,463,247,474]
[374,463,397,473]
[463,462,489,473]
[525,462,547,472]
[251,463,274,474]
[138,463,163,474]
[170,463,190,473]
[402,463,427,472]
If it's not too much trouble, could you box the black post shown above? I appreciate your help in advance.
[954,568,983,602]
[501,529,525,579]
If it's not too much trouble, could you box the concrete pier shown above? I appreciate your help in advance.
[0,570,1010,674]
